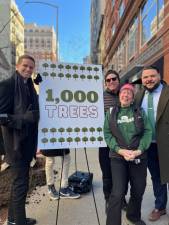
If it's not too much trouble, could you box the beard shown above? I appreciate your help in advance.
[144,81,161,92]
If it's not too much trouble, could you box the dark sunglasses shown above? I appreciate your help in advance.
[106,77,118,82]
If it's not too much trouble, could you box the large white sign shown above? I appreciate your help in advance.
[38,61,106,149]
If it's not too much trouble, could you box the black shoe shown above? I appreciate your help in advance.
[134,219,146,225]
[126,219,146,225]
[8,217,36,225]
[26,218,36,225]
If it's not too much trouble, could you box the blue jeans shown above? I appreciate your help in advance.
[147,143,167,210]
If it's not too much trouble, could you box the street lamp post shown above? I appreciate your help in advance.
[25,1,59,61]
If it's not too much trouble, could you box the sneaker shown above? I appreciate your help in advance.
[7,218,36,225]
[60,187,80,199]
[48,184,59,200]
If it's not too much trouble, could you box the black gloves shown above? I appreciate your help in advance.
[23,110,39,123]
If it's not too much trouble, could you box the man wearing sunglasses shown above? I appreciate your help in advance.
[99,69,128,213]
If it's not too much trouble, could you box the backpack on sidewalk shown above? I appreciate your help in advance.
[68,171,93,194]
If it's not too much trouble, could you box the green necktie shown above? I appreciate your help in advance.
[147,92,155,139]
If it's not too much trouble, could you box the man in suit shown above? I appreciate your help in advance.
[135,65,169,221]
[0,55,39,225]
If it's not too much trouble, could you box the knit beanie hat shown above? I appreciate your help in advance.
[120,83,135,95]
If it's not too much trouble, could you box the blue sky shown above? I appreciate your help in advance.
[15,0,91,63]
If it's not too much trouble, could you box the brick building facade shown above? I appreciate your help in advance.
[103,0,169,83]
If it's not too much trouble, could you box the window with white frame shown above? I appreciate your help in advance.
[112,24,115,36]
[117,39,126,72]
[128,17,138,60]
[141,0,164,46]
[119,1,125,19]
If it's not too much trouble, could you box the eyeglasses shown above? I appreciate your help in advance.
[106,77,118,82]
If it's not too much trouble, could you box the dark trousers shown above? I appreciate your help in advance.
[147,143,167,210]
[8,165,30,225]
[99,147,112,200]
[106,158,147,225]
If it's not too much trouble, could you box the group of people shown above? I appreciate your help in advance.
[0,54,169,225]
[100,67,169,225]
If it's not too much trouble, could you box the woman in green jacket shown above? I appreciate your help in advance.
[104,83,152,225]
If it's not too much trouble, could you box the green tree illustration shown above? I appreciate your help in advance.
[65,64,71,72]
[87,66,92,74]
[41,128,48,136]
[67,137,73,145]
[50,72,56,79]
[42,63,49,70]
[89,127,95,134]
[41,137,48,146]
[73,73,78,80]
[50,63,56,71]
[74,137,81,145]
[65,73,71,80]
[50,137,57,145]
[94,75,99,81]
[74,127,80,135]
[58,137,65,145]
[58,73,64,80]
[58,127,65,135]
[82,127,88,135]
[42,72,48,79]
[80,74,86,81]
[82,136,88,144]
[97,136,103,143]
[66,127,73,135]
[80,65,85,73]
[87,75,92,81]
[97,127,103,134]
[58,64,64,71]
[90,136,96,144]
[50,128,57,136]
[72,65,78,72]
[94,67,99,74]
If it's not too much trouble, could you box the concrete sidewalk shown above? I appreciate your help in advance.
[5,149,169,225]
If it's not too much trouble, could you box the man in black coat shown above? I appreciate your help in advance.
[0,55,39,225]
[135,65,168,222]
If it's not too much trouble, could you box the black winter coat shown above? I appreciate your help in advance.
[0,72,39,166]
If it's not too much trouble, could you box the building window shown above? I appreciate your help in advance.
[128,17,138,60]
[117,39,126,72]
[119,1,125,19]
[112,24,115,36]
[141,0,164,46]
